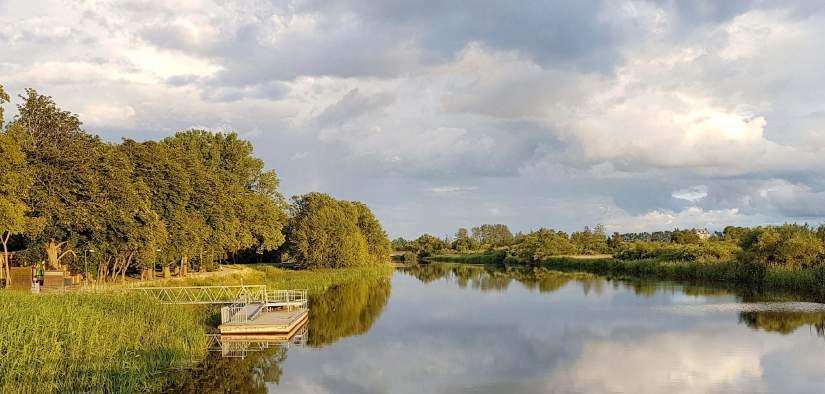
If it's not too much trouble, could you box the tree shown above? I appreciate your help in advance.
[740,225,825,270]
[12,89,90,270]
[285,193,389,268]
[510,228,577,263]
[352,202,392,264]
[13,89,165,278]
[0,125,31,283]
[671,229,701,245]
[471,224,513,247]
[413,234,449,257]
[161,131,287,273]
[607,232,624,251]
[0,84,9,126]
[452,227,478,252]
[571,225,609,254]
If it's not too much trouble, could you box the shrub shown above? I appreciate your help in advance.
[616,241,739,263]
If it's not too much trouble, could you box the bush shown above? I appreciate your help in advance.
[616,241,739,263]
[734,260,767,288]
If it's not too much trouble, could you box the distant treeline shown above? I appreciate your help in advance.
[0,85,390,283]
[393,224,612,259]
[397,223,825,272]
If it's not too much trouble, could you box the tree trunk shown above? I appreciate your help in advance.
[121,252,133,282]
[46,239,67,270]
[163,265,171,278]
[180,256,189,277]
[1,233,9,287]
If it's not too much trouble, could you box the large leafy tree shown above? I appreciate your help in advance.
[286,193,390,268]
[162,131,287,273]
[0,124,31,282]
[12,90,163,276]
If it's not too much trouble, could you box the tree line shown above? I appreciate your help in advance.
[394,224,611,259]
[0,85,390,284]
[398,222,825,271]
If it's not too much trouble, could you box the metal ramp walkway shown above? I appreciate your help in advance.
[135,285,268,304]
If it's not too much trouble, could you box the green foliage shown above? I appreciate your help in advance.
[616,241,740,263]
[286,193,390,269]
[570,224,609,254]
[734,259,768,288]
[671,229,702,244]
[470,224,513,247]
[412,233,450,257]
[451,227,479,252]
[0,88,296,277]
[0,292,207,392]
[308,276,391,347]
[0,84,9,126]
[142,264,393,297]
[739,224,825,270]
[0,126,30,236]
[509,228,577,263]
[428,251,507,265]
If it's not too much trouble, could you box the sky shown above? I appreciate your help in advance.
[2,1,825,239]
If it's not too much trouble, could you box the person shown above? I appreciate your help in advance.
[31,276,40,293]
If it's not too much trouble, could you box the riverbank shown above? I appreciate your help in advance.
[534,257,823,297]
[428,252,825,299]
[138,264,394,296]
[0,264,393,392]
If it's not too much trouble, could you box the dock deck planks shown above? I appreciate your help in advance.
[219,308,309,335]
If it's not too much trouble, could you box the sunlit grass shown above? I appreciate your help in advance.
[139,263,394,296]
[0,292,207,393]
[0,263,394,392]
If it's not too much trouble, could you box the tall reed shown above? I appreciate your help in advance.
[0,292,207,393]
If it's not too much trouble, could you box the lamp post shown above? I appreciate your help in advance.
[83,249,95,286]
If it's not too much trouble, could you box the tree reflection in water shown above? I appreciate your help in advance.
[739,311,825,337]
[169,275,392,392]
[167,345,288,393]
[398,263,603,295]
[308,276,392,347]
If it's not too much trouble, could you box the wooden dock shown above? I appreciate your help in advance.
[219,308,309,334]
[133,286,310,335]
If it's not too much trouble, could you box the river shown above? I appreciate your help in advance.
[171,263,825,393]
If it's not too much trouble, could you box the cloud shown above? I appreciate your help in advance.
[547,328,770,394]
[673,185,709,202]
[3,1,825,236]
[430,186,479,195]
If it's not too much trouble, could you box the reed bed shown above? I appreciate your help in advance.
[0,292,207,393]
[537,257,825,299]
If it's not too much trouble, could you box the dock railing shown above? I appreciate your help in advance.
[267,289,308,311]
[135,285,267,304]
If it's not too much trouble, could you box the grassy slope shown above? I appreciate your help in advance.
[0,263,393,392]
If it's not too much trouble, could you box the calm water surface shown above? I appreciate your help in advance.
[175,264,825,393]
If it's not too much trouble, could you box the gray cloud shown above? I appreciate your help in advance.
[3,0,825,237]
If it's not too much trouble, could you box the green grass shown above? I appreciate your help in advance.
[0,292,207,393]
[142,263,394,296]
[0,263,394,392]
[427,252,506,265]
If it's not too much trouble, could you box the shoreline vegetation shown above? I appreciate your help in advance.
[0,264,393,392]
[400,223,825,300]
